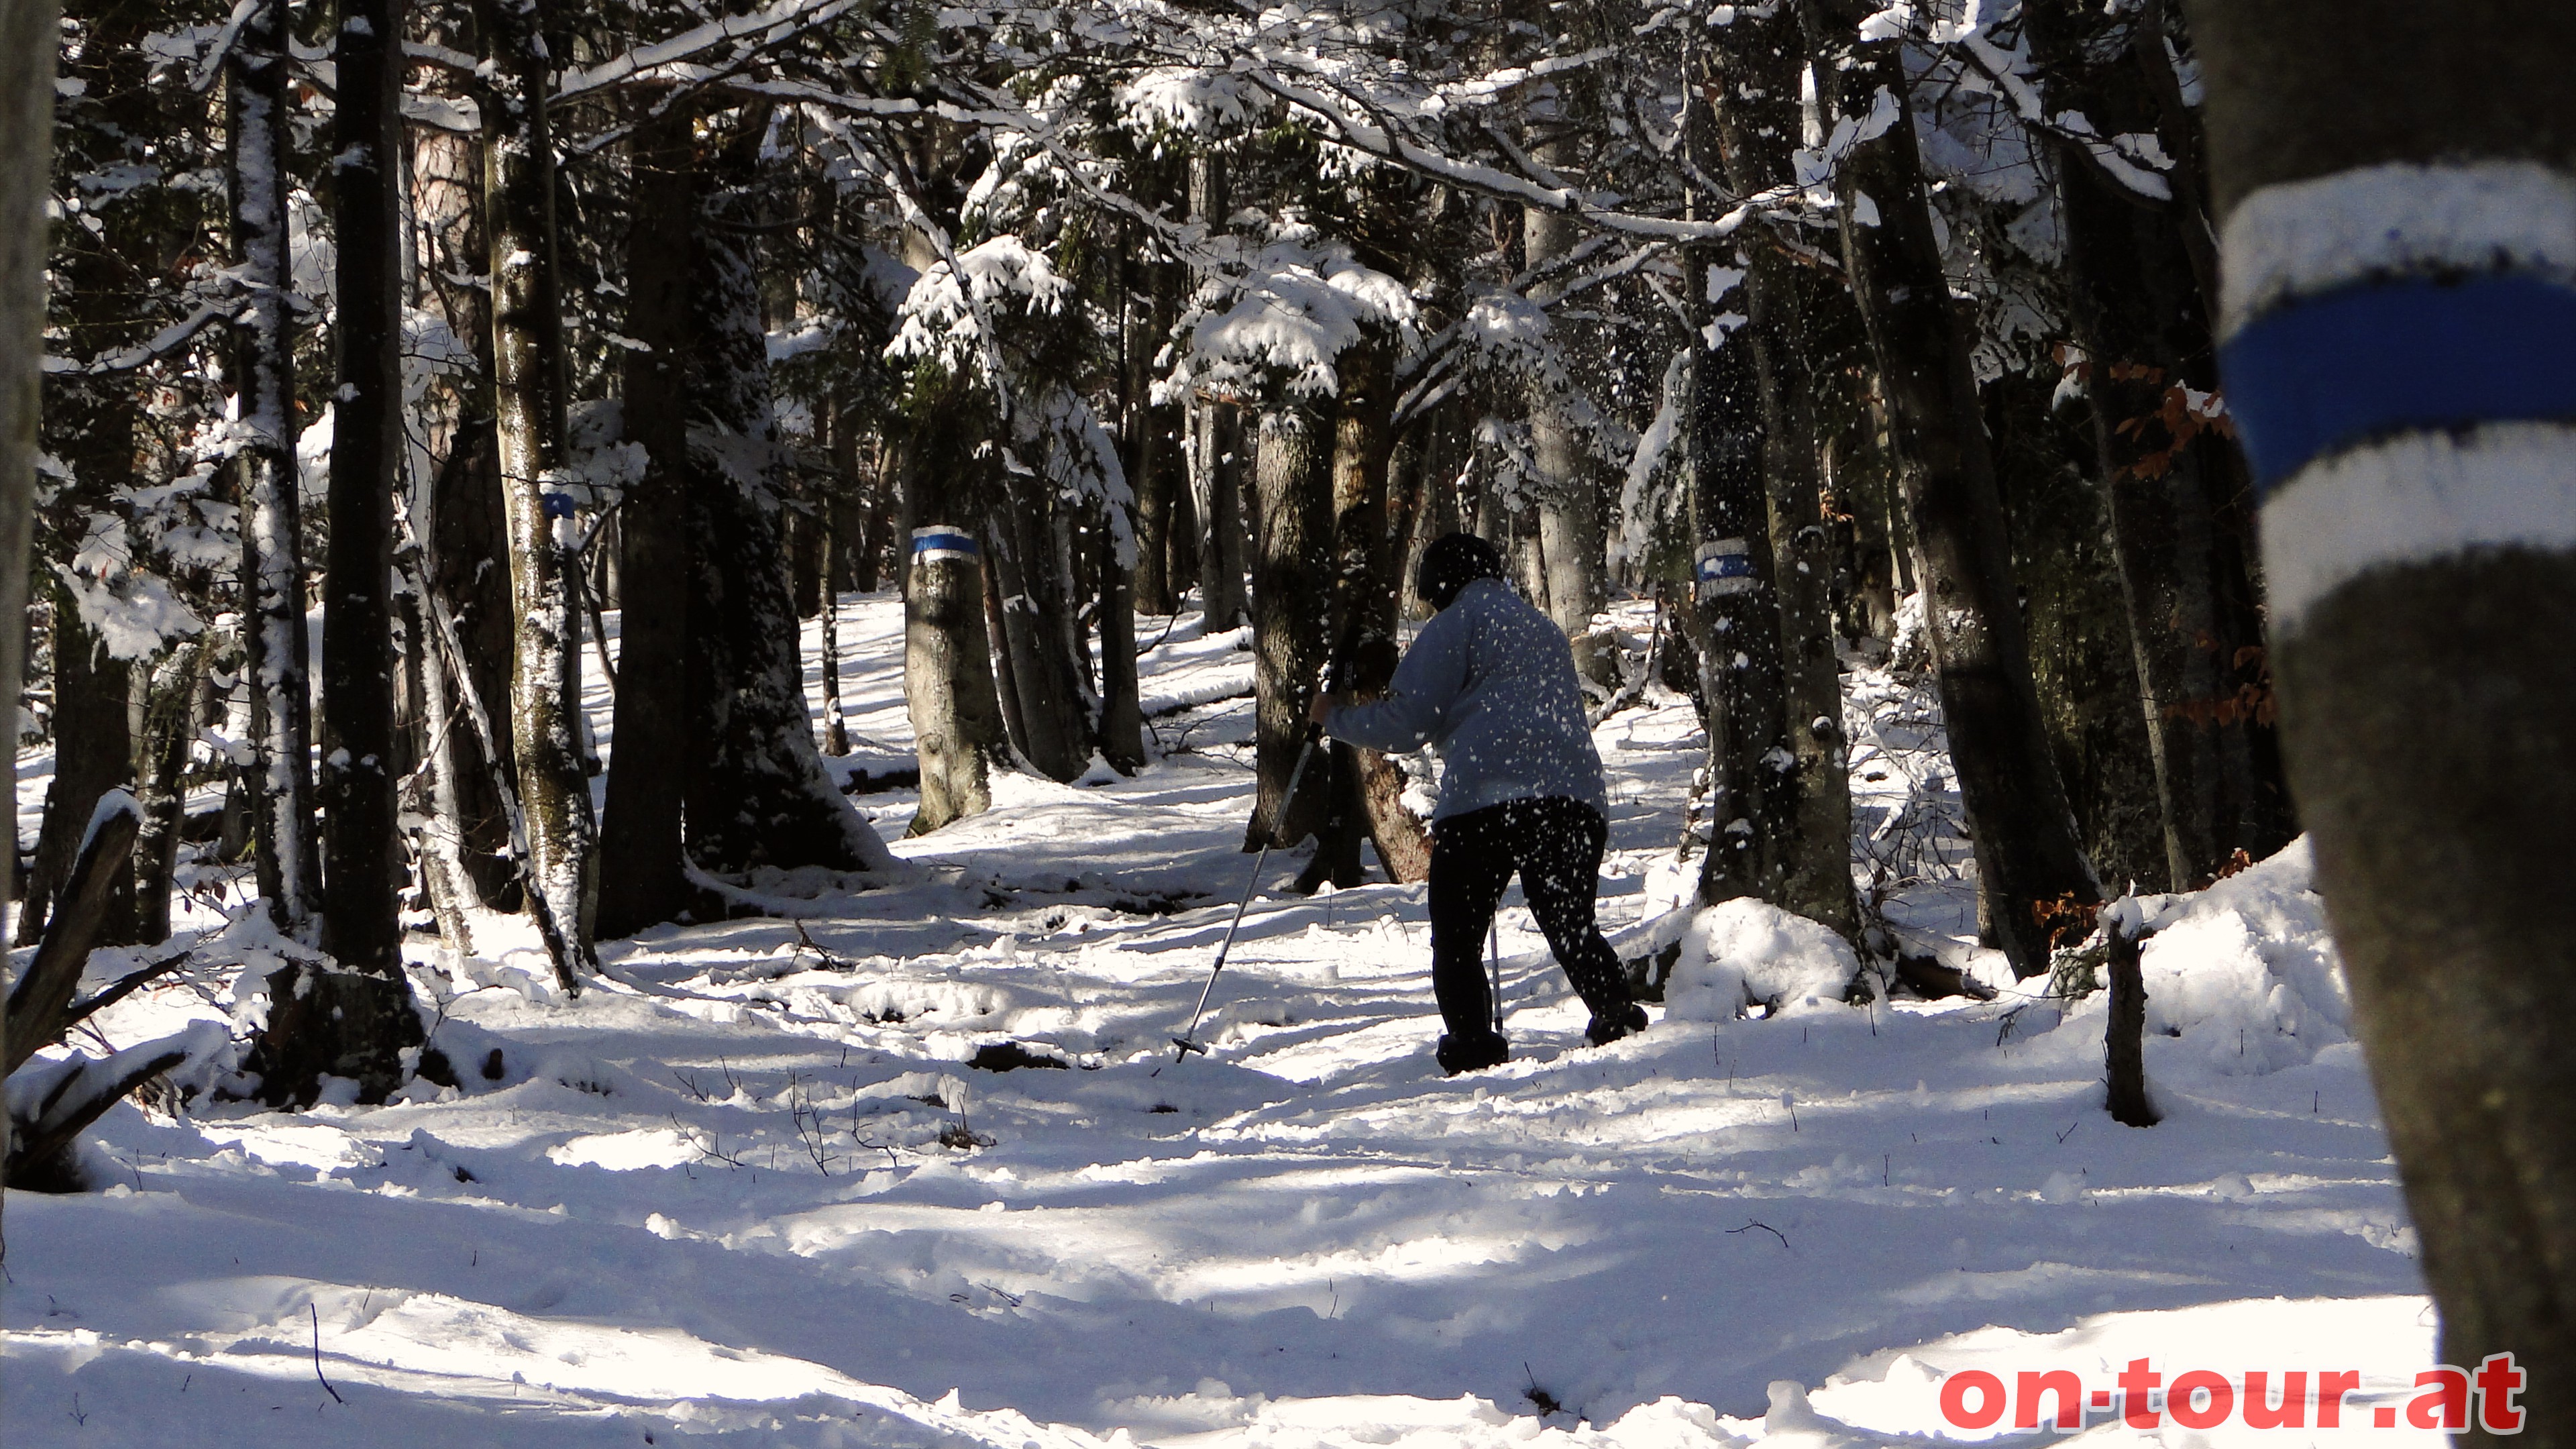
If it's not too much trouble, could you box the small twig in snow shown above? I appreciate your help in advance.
[310,1305,344,1404]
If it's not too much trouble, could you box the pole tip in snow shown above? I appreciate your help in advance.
[1171,1036,1207,1060]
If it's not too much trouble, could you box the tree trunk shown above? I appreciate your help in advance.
[19,600,133,946]
[1524,133,1614,688]
[1126,241,1183,619]
[2184,1,2576,1435]
[3,1,54,1210]
[682,182,893,875]
[982,453,1093,782]
[1799,0,2098,975]
[2027,0,2293,890]
[596,111,698,937]
[480,0,594,979]
[1248,404,1333,850]
[1096,501,1148,774]
[1187,156,1250,630]
[318,0,408,991]
[1686,283,1792,908]
[1304,338,1428,888]
[818,518,851,756]
[1710,5,1859,939]
[901,469,1006,833]
[229,0,320,940]
[129,643,208,945]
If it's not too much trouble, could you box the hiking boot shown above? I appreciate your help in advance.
[1436,1031,1510,1076]
[1585,1003,1649,1047]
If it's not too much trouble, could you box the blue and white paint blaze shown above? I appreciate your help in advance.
[2216,160,2576,631]
[910,524,980,567]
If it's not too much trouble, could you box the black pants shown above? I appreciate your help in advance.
[1428,796,1631,1038]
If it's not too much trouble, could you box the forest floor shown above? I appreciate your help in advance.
[3,593,2436,1448]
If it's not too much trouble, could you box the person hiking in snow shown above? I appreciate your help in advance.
[1309,533,1648,1075]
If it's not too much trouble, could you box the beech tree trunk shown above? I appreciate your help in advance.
[596,110,696,937]
[900,430,1006,832]
[1799,0,2098,975]
[1523,131,1614,688]
[2027,0,2293,890]
[2185,1,2576,1435]
[1248,404,1332,851]
[1709,5,1858,939]
[480,0,595,977]
[229,0,321,940]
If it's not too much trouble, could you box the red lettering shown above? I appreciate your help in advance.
[2244,1371,2307,1429]
[2169,1370,2235,1430]
[2017,1370,2084,1431]
[2318,1369,2362,1427]
[1943,1371,2006,1430]
[2410,1367,2470,1431]
[2118,1358,2162,1429]
[2476,1353,2526,1434]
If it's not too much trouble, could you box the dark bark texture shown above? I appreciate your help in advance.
[1248,405,1333,850]
[682,184,888,875]
[2028,0,2292,890]
[596,113,698,936]
[2185,2,2576,1439]
[1799,0,2098,975]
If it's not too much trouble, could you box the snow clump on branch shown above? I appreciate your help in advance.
[1167,222,1417,401]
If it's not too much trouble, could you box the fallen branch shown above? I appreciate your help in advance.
[4,792,144,1075]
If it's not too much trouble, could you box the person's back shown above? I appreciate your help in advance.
[1425,578,1607,818]
[1319,533,1644,1074]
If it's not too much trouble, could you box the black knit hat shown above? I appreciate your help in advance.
[1417,532,1505,612]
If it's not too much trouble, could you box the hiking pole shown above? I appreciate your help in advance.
[1173,722,1326,1061]
[1488,918,1505,1034]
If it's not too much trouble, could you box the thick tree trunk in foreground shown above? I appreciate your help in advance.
[481,0,594,977]
[1801,0,2098,975]
[2187,2,2576,1437]
[2,0,52,1208]
[596,113,697,937]
[2029,0,2292,890]
[229,0,321,941]
[682,186,892,875]
[1248,405,1332,850]
[1711,6,1858,939]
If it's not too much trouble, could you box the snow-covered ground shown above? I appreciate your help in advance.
[3,592,2436,1448]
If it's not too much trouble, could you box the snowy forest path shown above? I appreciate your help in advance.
[5,594,2430,1449]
